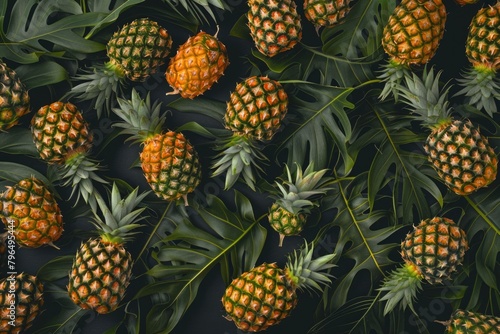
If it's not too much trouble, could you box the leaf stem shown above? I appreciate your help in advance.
[464,195,500,236]
[136,201,173,261]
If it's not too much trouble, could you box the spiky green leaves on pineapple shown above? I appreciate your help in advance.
[378,217,468,315]
[268,163,334,246]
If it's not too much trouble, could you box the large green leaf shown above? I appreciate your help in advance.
[0,0,105,64]
[273,81,365,173]
[14,61,69,89]
[133,191,267,333]
[354,100,444,225]
[0,127,39,156]
[319,175,401,312]
[161,0,231,25]
[321,0,395,59]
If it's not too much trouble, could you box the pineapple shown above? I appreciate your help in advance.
[456,2,500,117]
[0,273,44,334]
[378,0,447,100]
[113,89,201,205]
[268,163,333,246]
[0,177,63,248]
[0,232,5,271]
[379,217,468,315]
[453,0,479,6]
[222,241,335,332]
[0,60,30,131]
[213,76,288,190]
[247,0,302,57]
[442,309,500,333]
[397,67,497,195]
[166,31,229,99]
[31,101,107,210]
[65,18,173,117]
[304,0,351,30]
[67,183,148,314]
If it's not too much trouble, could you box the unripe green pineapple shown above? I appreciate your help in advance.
[222,241,335,332]
[379,217,468,315]
[31,102,107,209]
[113,89,202,205]
[443,309,500,333]
[65,18,173,117]
[0,273,44,334]
[0,177,63,248]
[213,76,288,190]
[268,163,333,246]
[456,2,500,117]
[68,183,148,314]
[0,60,30,131]
[247,0,302,57]
[397,67,497,195]
[166,31,229,99]
[304,0,352,29]
[379,0,447,100]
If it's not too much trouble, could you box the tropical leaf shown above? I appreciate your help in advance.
[161,0,231,25]
[321,0,395,59]
[133,191,267,333]
[0,161,51,185]
[37,255,74,282]
[318,174,401,312]
[357,99,444,225]
[14,60,69,89]
[272,81,366,173]
[0,0,105,64]
[0,127,39,156]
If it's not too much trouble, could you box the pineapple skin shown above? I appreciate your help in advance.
[304,0,351,28]
[382,0,447,66]
[0,60,30,131]
[465,2,500,71]
[446,309,500,333]
[425,120,498,196]
[268,203,307,239]
[0,177,63,248]
[401,217,468,284]
[0,273,44,334]
[166,31,229,99]
[222,262,298,332]
[31,102,93,164]
[107,18,173,82]
[140,131,202,203]
[247,0,302,57]
[68,238,133,314]
[225,76,288,141]
[453,0,479,5]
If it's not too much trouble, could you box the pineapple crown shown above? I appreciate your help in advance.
[273,162,333,215]
[91,183,150,244]
[212,134,268,191]
[113,88,166,143]
[285,240,336,293]
[396,66,453,128]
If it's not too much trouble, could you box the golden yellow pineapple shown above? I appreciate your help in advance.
[213,76,288,190]
[0,273,44,334]
[379,0,447,100]
[31,102,107,209]
[0,60,30,131]
[0,177,63,248]
[442,309,500,333]
[166,31,229,99]
[68,183,148,314]
[247,0,302,57]
[379,217,468,314]
[113,89,202,205]
[222,241,335,332]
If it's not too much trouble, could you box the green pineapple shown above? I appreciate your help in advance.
[379,217,468,315]
[31,101,107,210]
[379,0,447,100]
[222,240,335,332]
[268,163,333,246]
[304,0,352,30]
[442,309,500,333]
[0,273,44,334]
[0,60,30,131]
[247,0,302,57]
[456,2,500,117]
[65,18,173,117]
[397,67,497,195]
[213,76,288,190]
[113,89,202,205]
[67,183,148,314]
